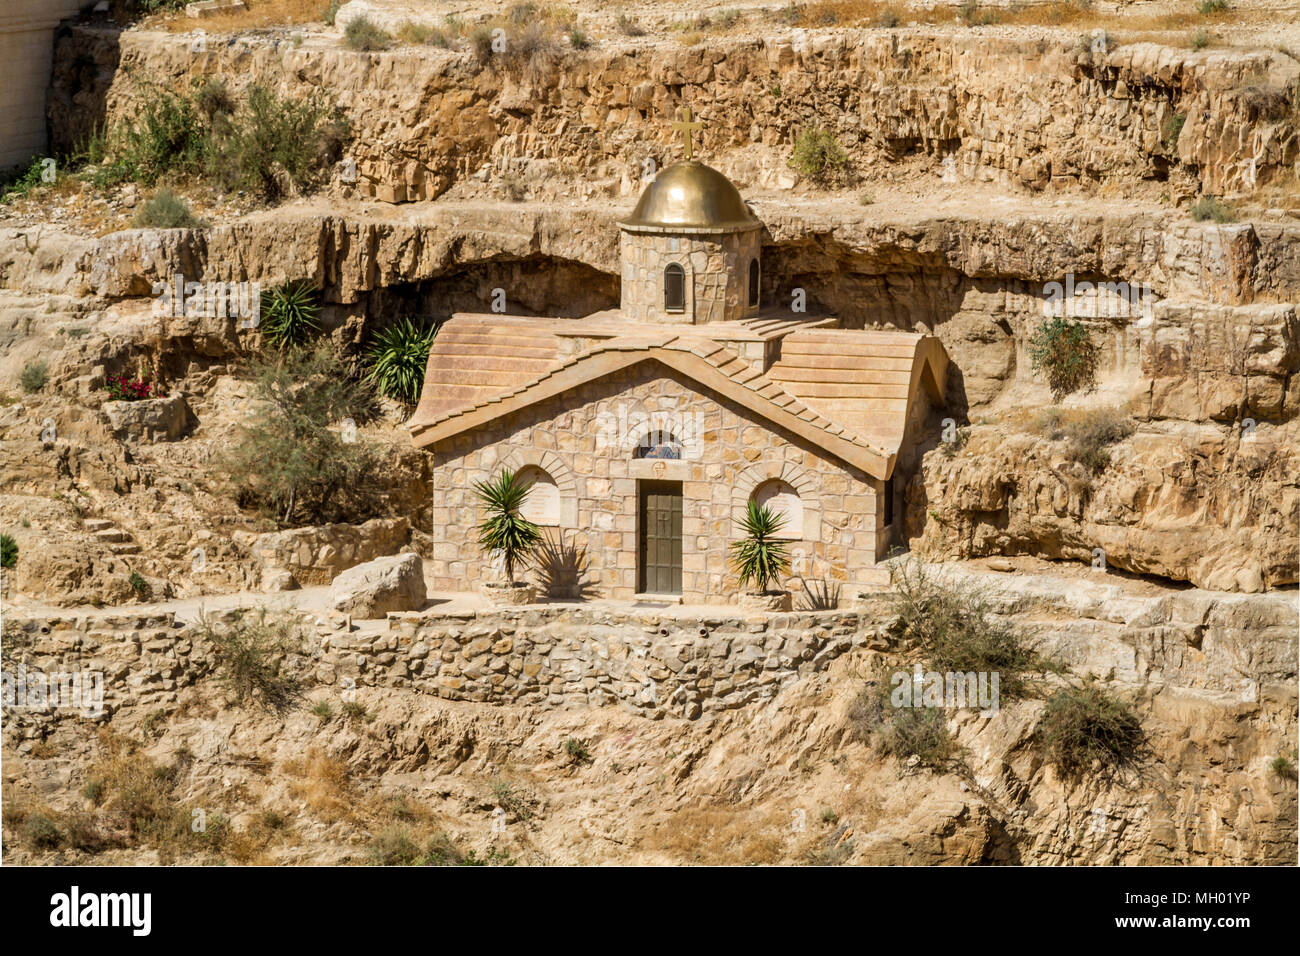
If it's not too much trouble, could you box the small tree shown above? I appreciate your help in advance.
[788,127,849,184]
[1,532,17,569]
[730,500,791,592]
[1029,315,1100,401]
[473,469,543,585]
[225,345,381,525]
[195,607,304,714]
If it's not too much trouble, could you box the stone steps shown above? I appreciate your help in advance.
[85,518,140,554]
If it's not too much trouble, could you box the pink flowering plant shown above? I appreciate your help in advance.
[105,374,154,402]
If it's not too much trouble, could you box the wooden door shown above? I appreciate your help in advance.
[638,481,682,594]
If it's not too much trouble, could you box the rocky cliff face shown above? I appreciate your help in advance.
[909,419,1298,591]
[48,26,1300,202]
[0,8,1295,866]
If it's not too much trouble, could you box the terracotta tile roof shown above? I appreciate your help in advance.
[767,329,949,451]
[409,313,947,479]
[412,315,562,421]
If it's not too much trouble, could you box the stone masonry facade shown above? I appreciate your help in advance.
[430,361,887,602]
[619,230,762,324]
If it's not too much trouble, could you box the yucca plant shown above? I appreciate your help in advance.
[730,500,791,592]
[473,469,543,585]
[260,280,320,349]
[364,317,437,406]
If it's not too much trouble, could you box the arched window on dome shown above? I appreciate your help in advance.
[664,263,685,313]
[516,465,560,526]
[748,258,760,308]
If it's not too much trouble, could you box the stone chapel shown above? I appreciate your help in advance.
[409,134,950,604]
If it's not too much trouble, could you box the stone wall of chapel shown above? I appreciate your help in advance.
[429,362,878,603]
[619,230,762,324]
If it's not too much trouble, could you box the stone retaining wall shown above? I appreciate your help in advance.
[0,603,886,734]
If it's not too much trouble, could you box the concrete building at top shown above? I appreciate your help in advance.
[0,0,86,172]
[409,140,950,605]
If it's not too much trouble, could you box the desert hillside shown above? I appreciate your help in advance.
[0,0,1296,866]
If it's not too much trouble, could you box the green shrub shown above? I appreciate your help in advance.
[567,24,592,49]
[195,607,305,713]
[260,281,320,349]
[363,317,437,406]
[342,700,369,723]
[1189,196,1236,223]
[0,157,51,204]
[888,558,1038,698]
[1269,752,1297,779]
[101,85,206,187]
[848,678,954,768]
[1,533,17,569]
[128,571,152,601]
[218,84,348,201]
[1198,0,1228,13]
[132,188,203,228]
[310,699,335,722]
[1190,28,1210,50]
[616,13,645,36]
[730,500,791,592]
[368,826,422,865]
[1037,679,1143,778]
[1029,315,1100,401]
[788,126,849,184]
[490,778,535,821]
[20,360,48,393]
[324,0,341,26]
[345,16,392,51]
[22,813,63,850]
[564,737,593,764]
[1161,112,1185,152]
[226,345,383,525]
[97,80,346,201]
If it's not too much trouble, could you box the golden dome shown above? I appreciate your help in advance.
[620,161,760,233]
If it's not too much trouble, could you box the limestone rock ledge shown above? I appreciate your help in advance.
[908,422,1300,591]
